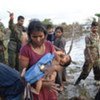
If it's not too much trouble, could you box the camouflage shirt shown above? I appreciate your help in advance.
[8,18,25,52]
[9,19,24,42]
[84,32,100,63]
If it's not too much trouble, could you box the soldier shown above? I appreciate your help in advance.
[75,21,100,85]
[0,21,5,63]
[8,13,25,71]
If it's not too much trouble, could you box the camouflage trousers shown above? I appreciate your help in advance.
[0,51,5,63]
[0,43,5,63]
[78,60,100,81]
[8,49,22,72]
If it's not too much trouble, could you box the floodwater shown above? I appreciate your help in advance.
[58,35,99,100]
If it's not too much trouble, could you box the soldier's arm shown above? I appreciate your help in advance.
[9,13,14,31]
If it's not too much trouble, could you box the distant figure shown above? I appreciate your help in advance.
[8,13,25,71]
[75,21,100,85]
[53,26,68,95]
[54,26,66,52]
[0,21,5,63]
[54,26,67,84]
[46,24,55,43]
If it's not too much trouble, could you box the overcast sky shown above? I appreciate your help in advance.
[0,0,100,27]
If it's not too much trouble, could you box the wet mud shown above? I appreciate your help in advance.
[58,35,100,100]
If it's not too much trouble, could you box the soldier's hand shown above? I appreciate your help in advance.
[7,11,14,19]
[9,13,14,19]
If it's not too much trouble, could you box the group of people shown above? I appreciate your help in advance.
[0,12,100,100]
[0,13,71,100]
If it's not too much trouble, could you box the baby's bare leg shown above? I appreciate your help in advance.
[31,78,43,95]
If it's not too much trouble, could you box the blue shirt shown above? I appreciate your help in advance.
[0,63,21,87]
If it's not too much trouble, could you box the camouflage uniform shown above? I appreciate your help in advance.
[8,18,24,71]
[0,22,5,63]
[75,32,100,85]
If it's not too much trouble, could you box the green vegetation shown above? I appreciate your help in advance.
[95,13,100,17]
[42,18,53,25]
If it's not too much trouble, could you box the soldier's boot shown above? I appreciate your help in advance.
[74,77,81,86]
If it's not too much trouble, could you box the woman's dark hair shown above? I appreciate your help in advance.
[91,21,98,27]
[27,19,47,39]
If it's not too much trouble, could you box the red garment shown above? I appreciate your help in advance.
[20,41,57,100]
[33,87,58,100]
[20,41,55,67]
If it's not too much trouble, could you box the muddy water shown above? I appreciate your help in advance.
[58,35,99,100]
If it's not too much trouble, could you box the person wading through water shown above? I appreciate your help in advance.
[75,21,100,86]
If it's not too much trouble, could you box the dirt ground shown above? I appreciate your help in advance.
[58,66,100,100]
